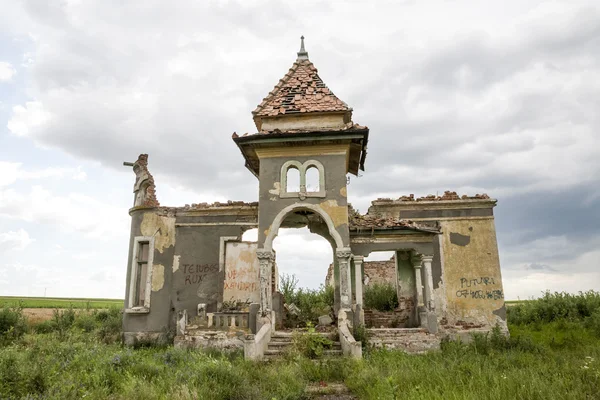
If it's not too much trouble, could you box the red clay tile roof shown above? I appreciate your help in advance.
[253,59,351,117]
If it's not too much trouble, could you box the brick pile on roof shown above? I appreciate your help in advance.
[348,205,439,232]
[181,201,258,209]
[374,191,491,203]
[252,59,350,117]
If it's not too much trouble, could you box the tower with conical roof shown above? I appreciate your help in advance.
[233,37,369,318]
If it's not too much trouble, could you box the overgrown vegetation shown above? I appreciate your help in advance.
[292,322,335,358]
[508,290,600,326]
[363,283,399,311]
[1,291,599,399]
[0,303,28,345]
[280,273,335,327]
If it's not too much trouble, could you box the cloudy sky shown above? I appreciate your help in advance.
[0,0,598,300]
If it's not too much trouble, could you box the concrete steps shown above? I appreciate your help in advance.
[263,331,342,360]
[367,328,440,353]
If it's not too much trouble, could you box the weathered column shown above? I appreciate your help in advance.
[412,254,427,328]
[336,248,353,310]
[421,255,435,311]
[354,256,364,308]
[256,249,275,315]
[411,255,425,308]
[421,254,438,333]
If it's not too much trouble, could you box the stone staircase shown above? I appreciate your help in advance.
[367,328,440,353]
[264,331,343,360]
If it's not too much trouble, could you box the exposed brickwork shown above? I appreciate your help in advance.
[325,256,396,287]
[364,309,410,329]
[253,59,350,117]
[367,328,440,353]
[134,154,160,208]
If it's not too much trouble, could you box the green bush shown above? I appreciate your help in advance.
[74,313,98,332]
[585,308,600,338]
[364,283,399,311]
[96,307,123,344]
[0,304,28,345]
[32,319,57,334]
[280,273,335,327]
[508,290,600,325]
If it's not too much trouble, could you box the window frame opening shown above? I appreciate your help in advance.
[126,236,155,314]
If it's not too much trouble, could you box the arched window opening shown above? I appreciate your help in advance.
[286,167,300,192]
[305,166,320,192]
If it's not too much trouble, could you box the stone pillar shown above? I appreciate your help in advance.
[412,254,427,328]
[256,249,275,316]
[354,256,364,308]
[421,254,438,333]
[411,255,425,308]
[421,255,435,311]
[336,248,353,310]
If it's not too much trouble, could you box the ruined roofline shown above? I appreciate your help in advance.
[349,221,440,234]
[348,205,440,233]
[232,123,368,139]
[371,191,497,207]
[129,201,258,216]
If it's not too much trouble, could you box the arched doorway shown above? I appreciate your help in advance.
[256,204,352,322]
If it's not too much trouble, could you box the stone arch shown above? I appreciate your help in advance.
[263,203,344,251]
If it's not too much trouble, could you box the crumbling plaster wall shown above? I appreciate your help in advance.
[257,153,350,248]
[367,199,506,333]
[123,205,259,345]
[123,210,176,345]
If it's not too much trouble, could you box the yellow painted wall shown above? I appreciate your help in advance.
[440,218,505,327]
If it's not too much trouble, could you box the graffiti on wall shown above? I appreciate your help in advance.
[456,276,503,300]
[223,242,260,303]
[183,263,219,285]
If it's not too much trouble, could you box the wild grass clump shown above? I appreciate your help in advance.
[291,322,334,358]
[363,283,398,312]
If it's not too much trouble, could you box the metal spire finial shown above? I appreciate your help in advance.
[297,35,309,60]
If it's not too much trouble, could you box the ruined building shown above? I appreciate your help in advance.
[122,38,507,357]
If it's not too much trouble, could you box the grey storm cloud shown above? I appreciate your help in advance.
[2,0,600,293]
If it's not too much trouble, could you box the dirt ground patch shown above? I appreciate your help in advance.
[23,308,55,323]
[22,308,99,323]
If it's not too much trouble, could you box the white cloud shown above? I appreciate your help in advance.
[0,161,88,187]
[0,229,34,252]
[0,185,129,239]
[7,101,53,137]
[0,62,16,82]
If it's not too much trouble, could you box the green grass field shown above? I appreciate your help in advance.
[1,291,598,399]
[0,296,123,309]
